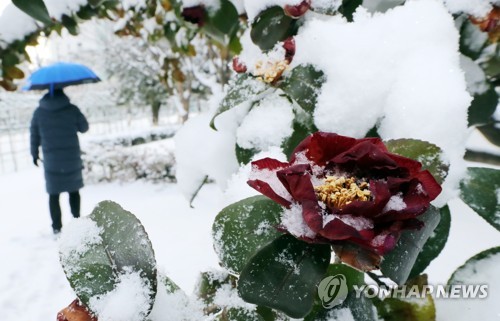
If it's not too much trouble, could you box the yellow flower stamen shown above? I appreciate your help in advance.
[254,59,289,83]
[314,176,371,209]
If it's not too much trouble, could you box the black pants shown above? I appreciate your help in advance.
[49,191,80,231]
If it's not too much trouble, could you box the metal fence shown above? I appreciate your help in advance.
[0,88,180,175]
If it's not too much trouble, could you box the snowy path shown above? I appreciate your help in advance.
[1,168,500,320]
[0,168,223,321]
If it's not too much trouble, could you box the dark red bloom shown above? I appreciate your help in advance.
[232,56,247,73]
[284,0,311,18]
[181,5,207,27]
[247,132,441,270]
[283,37,296,63]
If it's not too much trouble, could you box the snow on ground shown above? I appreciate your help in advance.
[0,167,223,321]
[1,163,500,320]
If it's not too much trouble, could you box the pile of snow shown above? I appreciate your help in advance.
[88,269,152,321]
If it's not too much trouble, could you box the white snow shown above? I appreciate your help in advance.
[442,0,496,18]
[460,55,490,95]
[181,0,221,11]
[243,0,303,20]
[292,0,471,207]
[236,92,294,151]
[59,218,102,275]
[382,193,407,212]
[281,203,317,238]
[88,269,152,321]
[435,247,500,321]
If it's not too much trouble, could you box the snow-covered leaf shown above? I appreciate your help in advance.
[210,74,267,130]
[385,139,449,185]
[250,6,297,51]
[380,206,440,285]
[12,0,52,25]
[374,275,436,321]
[409,206,451,279]
[238,234,331,318]
[339,0,363,22]
[60,201,157,319]
[468,85,499,126]
[305,264,377,321]
[280,64,326,115]
[460,167,500,231]
[212,196,283,274]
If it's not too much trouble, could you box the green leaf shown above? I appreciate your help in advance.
[339,0,363,22]
[158,272,181,294]
[12,0,52,25]
[204,0,240,43]
[478,123,500,147]
[196,270,236,307]
[238,234,331,318]
[210,74,267,130]
[217,308,266,321]
[60,201,157,317]
[385,139,449,185]
[236,144,258,165]
[380,206,440,285]
[374,275,436,321]
[212,196,283,274]
[409,206,451,279]
[61,14,79,35]
[468,86,499,126]
[449,247,500,284]
[281,116,316,159]
[459,19,488,60]
[280,64,326,115]
[460,167,500,231]
[1,52,20,68]
[305,264,377,321]
[250,6,297,51]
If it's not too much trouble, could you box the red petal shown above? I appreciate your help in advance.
[251,157,290,171]
[276,164,323,232]
[332,141,401,175]
[291,132,357,166]
[416,170,442,201]
[320,218,363,240]
[247,179,292,208]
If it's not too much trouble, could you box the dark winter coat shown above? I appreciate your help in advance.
[30,90,89,194]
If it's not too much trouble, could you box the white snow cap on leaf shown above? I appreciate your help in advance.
[181,0,221,10]
[236,91,294,151]
[293,0,471,206]
[89,269,152,321]
[59,217,103,276]
[243,0,303,20]
[442,0,496,18]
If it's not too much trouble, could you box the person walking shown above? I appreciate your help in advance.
[30,88,89,234]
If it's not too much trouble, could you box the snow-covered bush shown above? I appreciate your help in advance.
[7,0,499,321]
[82,129,177,183]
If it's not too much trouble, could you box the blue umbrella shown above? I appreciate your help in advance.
[23,62,101,91]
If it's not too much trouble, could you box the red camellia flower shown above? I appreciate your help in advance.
[181,5,207,27]
[247,132,441,270]
[284,0,311,18]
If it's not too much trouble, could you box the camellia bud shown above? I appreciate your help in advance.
[181,5,206,27]
[283,37,296,63]
[470,6,500,42]
[283,0,311,18]
[57,299,97,321]
[232,56,248,73]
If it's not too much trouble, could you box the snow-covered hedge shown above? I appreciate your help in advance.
[82,132,177,184]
